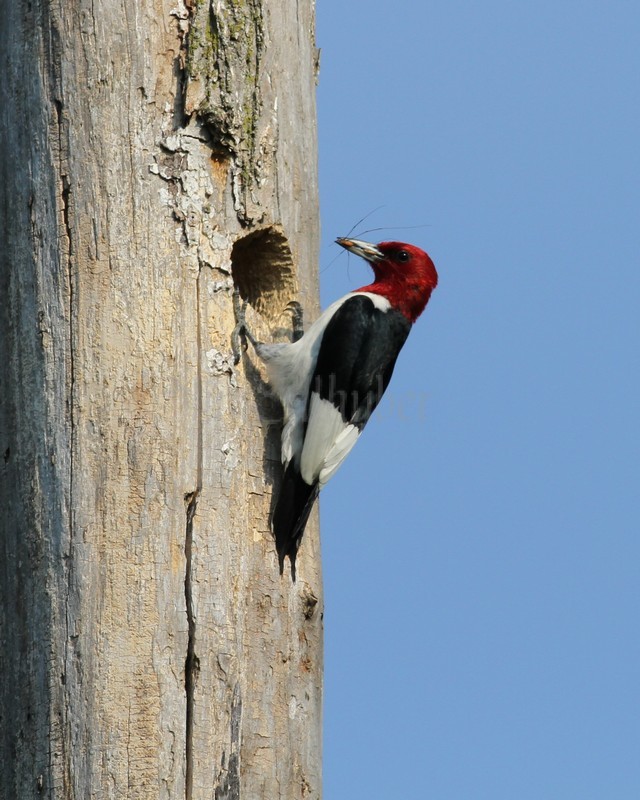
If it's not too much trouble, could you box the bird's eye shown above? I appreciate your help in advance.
[396,250,410,263]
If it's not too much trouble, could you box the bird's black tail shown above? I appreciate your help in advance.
[272,462,319,580]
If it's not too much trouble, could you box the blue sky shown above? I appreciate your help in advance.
[314,1,639,797]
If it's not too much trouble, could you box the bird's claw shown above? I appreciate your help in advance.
[287,301,304,342]
[232,290,302,362]
[231,287,250,364]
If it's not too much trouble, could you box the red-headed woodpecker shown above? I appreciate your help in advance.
[235,237,438,577]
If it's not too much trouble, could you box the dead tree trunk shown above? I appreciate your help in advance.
[0,1,322,798]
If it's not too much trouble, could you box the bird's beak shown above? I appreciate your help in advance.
[335,237,384,263]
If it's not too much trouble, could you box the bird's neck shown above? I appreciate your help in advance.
[357,278,433,323]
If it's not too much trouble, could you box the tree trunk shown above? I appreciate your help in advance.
[0,1,322,798]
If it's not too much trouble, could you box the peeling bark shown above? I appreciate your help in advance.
[0,0,322,798]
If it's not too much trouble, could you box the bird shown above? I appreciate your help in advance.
[233,237,438,578]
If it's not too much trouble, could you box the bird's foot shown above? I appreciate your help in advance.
[287,301,304,342]
[232,287,258,364]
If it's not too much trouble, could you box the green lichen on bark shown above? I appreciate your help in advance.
[185,0,267,221]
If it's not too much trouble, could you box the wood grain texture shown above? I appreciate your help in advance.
[0,1,322,798]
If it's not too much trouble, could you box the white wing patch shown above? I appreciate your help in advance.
[300,393,360,486]
[318,425,360,485]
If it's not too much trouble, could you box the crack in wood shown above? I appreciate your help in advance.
[53,88,76,797]
[214,683,242,800]
[184,488,200,800]
[185,247,204,800]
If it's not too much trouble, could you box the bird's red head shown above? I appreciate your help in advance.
[336,237,438,323]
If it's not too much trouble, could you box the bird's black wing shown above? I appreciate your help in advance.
[311,294,411,430]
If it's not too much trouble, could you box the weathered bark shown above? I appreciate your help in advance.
[0,1,322,798]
